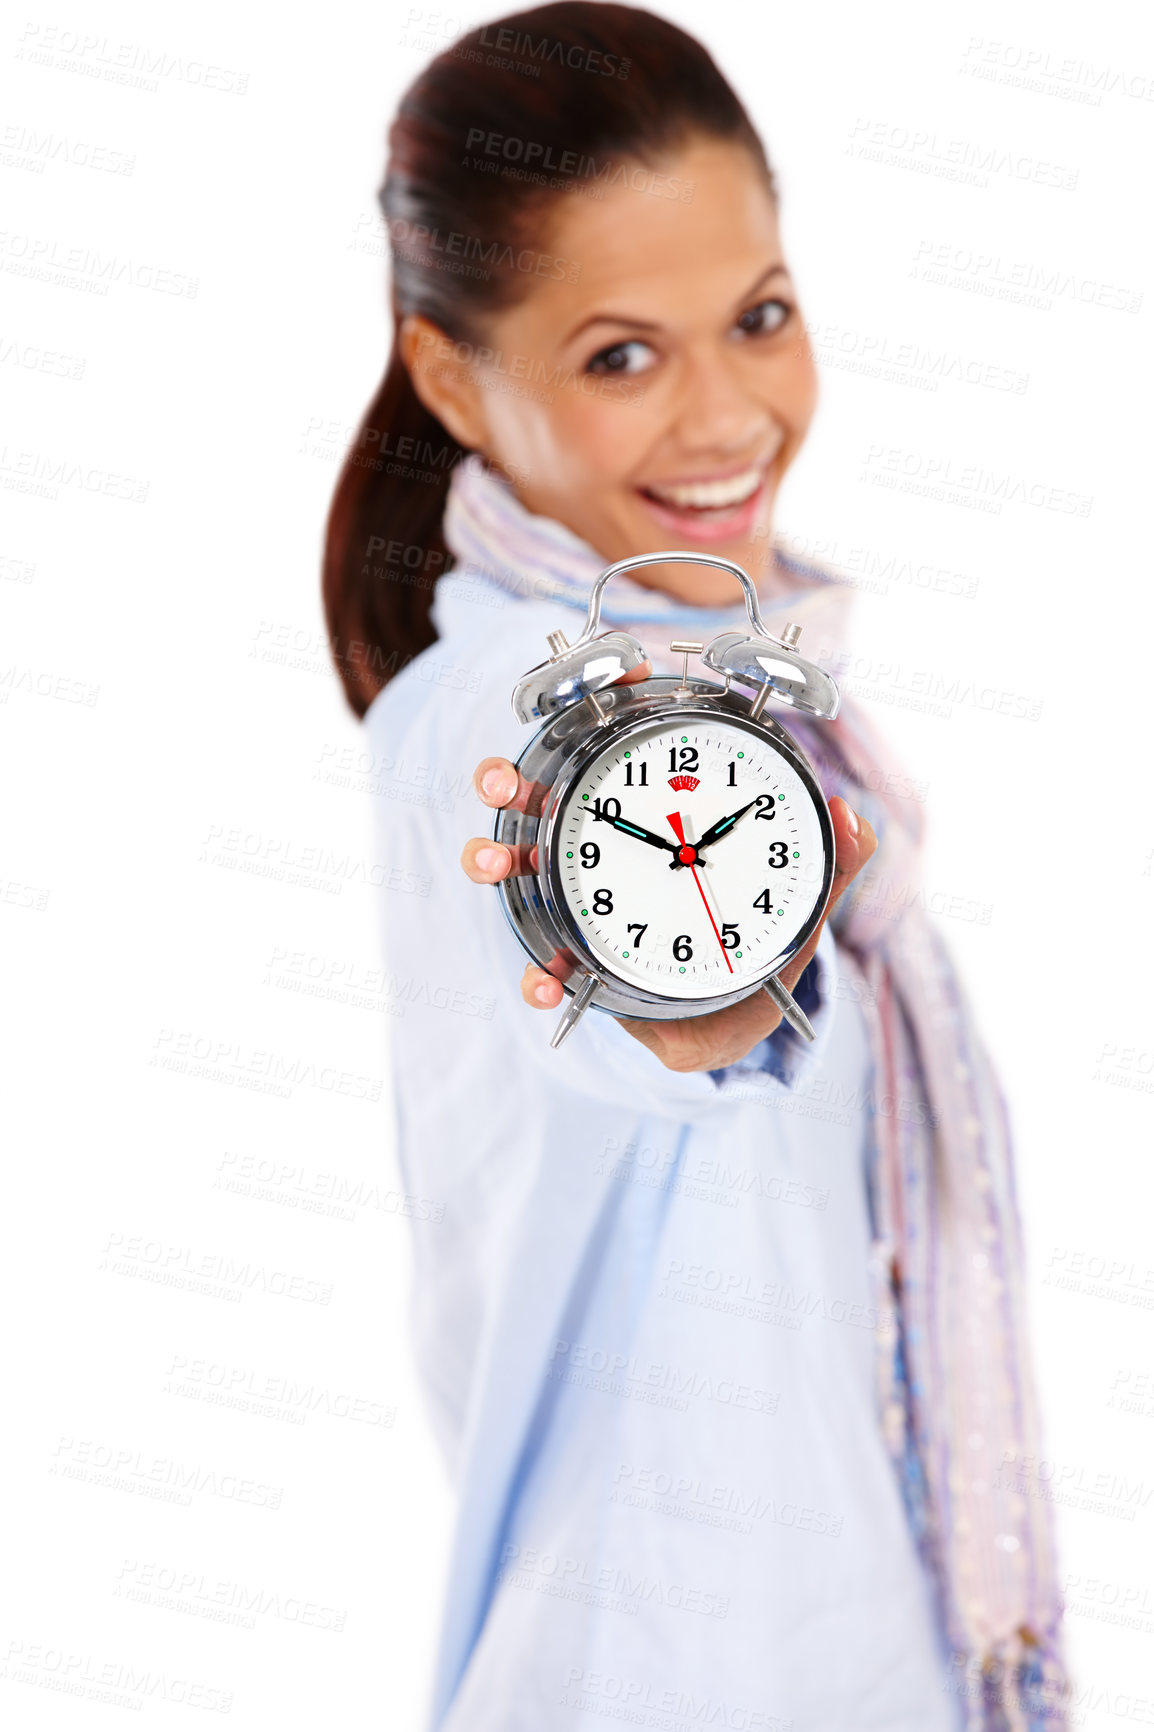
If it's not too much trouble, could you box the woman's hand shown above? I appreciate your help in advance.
[460,669,876,1072]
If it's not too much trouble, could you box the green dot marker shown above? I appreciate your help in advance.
[778,794,785,801]
[581,908,588,916]
[792,851,799,858]
[566,851,573,858]
[737,751,744,759]
[622,950,630,959]
[679,966,686,973]
[582,793,589,800]
[624,750,631,757]
[735,951,743,959]
[777,909,784,917]
[681,735,688,743]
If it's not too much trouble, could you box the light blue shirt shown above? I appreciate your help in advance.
[364,570,961,1731]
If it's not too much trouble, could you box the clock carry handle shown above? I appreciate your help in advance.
[574,552,841,724]
[571,551,776,644]
[510,550,839,725]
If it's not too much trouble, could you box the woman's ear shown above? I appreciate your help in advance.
[399,314,490,452]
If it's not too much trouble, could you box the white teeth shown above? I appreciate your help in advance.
[645,467,763,511]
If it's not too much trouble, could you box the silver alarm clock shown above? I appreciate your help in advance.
[493,552,841,1050]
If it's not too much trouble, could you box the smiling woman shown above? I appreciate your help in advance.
[398,140,815,593]
[323,5,811,703]
[322,6,1069,1730]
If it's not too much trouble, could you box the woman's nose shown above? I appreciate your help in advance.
[666,347,776,458]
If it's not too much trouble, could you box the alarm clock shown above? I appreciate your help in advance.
[493,552,841,1050]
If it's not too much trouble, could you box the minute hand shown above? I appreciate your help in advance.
[678,800,758,861]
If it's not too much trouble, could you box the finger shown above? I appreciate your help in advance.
[461,837,512,882]
[460,836,540,882]
[472,665,650,815]
[473,757,535,812]
[617,658,652,685]
[827,795,877,903]
[775,797,876,993]
[521,964,565,1009]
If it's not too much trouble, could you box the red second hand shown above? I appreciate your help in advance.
[666,812,733,975]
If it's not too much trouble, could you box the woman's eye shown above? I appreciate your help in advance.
[733,298,792,338]
[585,339,657,376]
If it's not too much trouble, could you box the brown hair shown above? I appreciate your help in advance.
[321,1,771,715]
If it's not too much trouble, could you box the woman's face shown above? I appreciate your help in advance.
[407,135,818,607]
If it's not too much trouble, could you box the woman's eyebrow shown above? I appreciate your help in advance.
[562,262,789,347]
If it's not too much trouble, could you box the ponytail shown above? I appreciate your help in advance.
[323,330,463,718]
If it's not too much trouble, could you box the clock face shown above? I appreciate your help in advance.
[549,714,830,1002]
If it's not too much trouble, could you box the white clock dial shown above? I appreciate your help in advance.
[552,717,829,1002]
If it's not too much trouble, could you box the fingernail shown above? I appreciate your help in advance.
[846,806,860,840]
[475,846,506,874]
[481,768,516,802]
[534,981,555,1004]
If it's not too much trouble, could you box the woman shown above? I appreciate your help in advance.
[323,6,1067,1727]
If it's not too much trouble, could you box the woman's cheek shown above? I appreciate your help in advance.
[557,388,660,486]
[482,395,565,487]
[481,371,659,511]
[773,337,819,437]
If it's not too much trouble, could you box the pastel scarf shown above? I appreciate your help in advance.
[443,454,1069,1729]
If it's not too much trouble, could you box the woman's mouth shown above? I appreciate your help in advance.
[636,463,772,542]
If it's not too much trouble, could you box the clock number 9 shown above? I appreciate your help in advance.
[580,842,600,868]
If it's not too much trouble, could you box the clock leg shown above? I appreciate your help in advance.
[549,971,600,1050]
[761,973,816,1043]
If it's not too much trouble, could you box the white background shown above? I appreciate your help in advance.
[2,0,1151,1724]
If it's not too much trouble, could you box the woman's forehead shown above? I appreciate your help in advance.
[510,141,785,333]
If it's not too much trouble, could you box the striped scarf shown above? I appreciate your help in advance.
[443,454,1069,1729]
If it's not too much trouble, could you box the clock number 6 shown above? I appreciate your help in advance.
[673,935,693,961]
